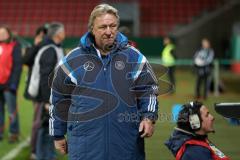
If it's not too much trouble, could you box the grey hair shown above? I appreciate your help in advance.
[47,22,64,38]
[88,4,119,33]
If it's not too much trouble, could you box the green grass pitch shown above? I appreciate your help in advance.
[0,66,239,160]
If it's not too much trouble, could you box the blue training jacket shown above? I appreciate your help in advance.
[49,32,159,160]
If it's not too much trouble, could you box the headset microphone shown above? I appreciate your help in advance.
[189,101,201,130]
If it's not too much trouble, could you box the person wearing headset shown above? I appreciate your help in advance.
[165,101,230,160]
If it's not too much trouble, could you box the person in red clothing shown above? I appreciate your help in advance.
[165,101,230,160]
[0,26,22,143]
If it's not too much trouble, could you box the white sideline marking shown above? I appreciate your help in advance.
[1,137,30,160]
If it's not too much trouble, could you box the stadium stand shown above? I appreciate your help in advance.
[0,0,224,37]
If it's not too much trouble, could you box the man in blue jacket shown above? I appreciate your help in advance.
[49,3,159,160]
[165,101,230,160]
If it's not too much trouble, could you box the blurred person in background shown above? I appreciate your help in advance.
[165,101,230,160]
[119,26,137,47]
[28,22,65,160]
[193,38,214,100]
[22,25,48,159]
[161,36,176,93]
[49,4,158,160]
[0,26,22,143]
[23,25,48,99]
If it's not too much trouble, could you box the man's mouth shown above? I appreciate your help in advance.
[104,37,113,41]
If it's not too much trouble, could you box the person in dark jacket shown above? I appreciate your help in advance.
[28,22,65,160]
[23,25,48,99]
[0,26,22,143]
[22,25,48,159]
[194,38,214,99]
[165,101,230,160]
[49,4,159,160]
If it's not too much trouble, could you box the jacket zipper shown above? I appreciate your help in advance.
[102,56,109,160]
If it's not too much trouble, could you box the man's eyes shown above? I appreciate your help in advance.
[99,26,106,29]
[111,24,117,28]
[98,25,117,29]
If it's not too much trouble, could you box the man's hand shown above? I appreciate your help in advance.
[139,118,155,138]
[34,35,43,45]
[44,103,50,111]
[54,138,68,155]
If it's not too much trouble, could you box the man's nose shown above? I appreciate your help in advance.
[105,26,112,35]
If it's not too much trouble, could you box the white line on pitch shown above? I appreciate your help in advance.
[0,137,30,160]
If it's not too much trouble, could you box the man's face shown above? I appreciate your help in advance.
[163,37,170,45]
[202,39,210,49]
[57,29,65,43]
[34,32,45,45]
[0,28,10,42]
[199,105,215,134]
[92,13,118,52]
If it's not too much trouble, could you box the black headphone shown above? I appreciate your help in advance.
[188,101,201,130]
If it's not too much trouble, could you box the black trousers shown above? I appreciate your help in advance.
[195,67,211,99]
[168,66,175,92]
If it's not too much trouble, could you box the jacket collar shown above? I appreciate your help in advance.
[79,32,128,52]
[165,127,208,156]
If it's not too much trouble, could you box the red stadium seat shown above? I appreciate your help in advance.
[0,0,223,37]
